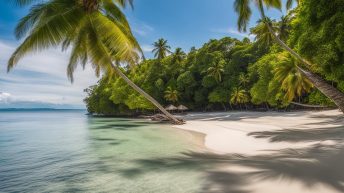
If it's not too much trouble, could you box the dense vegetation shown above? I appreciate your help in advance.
[84,0,344,115]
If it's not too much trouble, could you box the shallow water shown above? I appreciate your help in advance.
[0,110,205,193]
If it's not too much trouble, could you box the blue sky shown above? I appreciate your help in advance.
[0,0,288,109]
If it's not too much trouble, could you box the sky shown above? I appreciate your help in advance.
[0,0,288,109]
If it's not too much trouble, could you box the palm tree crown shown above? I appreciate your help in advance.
[207,59,225,83]
[250,19,278,47]
[164,87,179,103]
[230,87,250,105]
[172,48,186,63]
[152,38,172,60]
[277,15,292,41]
[8,0,142,82]
[274,53,313,102]
[234,0,298,32]
[239,73,250,88]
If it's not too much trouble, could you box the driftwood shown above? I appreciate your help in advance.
[149,114,185,124]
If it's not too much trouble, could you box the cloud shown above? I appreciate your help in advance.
[132,22,154,37]
[0,92,11,103]
[141,44,154,52]
[211,27,255,40]
[0,41,99,108]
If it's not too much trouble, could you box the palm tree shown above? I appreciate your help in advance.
[207,59,225,83]
[286,0,299,10]
[239,73,250,88]
[164,87,179,103]
[152,38,172,60]
[230,87,250,109]
[172,48,186,63]
[233,0,344,112]
[273,53,313,102]
[277,15,292,41]
[7,0,182,124]
[250,19,277,47]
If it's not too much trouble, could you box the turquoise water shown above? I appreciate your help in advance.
[0,110,205,193]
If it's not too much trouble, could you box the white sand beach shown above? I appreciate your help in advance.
[174,110,344,193]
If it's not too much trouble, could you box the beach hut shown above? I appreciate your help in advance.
[165,104,178,111]
[177,105,188,112]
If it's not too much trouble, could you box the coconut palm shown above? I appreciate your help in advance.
[230,87,250,109]
[273,53,313,102]
[152,38,172,60]
[172,48,186,63]
[250,19,277,47]
[164,87,179,103]
[207,59,225,83]
[233,0,344,112]
[8,0,182,124]
[286,0,299,10]
[277,15,292,41]
[239,73,250,88]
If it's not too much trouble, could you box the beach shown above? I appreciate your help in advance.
[174,110,344,193]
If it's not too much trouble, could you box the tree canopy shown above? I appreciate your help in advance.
[85,0,344,115]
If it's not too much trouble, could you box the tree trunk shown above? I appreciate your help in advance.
[258,1,344,113]
[110,63,183,124]
[222,102,227,111]
[297,67,344,112]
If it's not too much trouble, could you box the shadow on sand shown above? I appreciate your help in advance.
[248,125,344,143]
[119,140,344,193]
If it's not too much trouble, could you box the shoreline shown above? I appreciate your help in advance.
[85,108,338,119]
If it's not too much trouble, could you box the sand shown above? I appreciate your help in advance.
[174,110,344,193]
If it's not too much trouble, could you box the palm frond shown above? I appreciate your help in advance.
[8,1,84,71]
[12,0,40,7]
[263,0,282,9]
[115,0,134,9]
[234,0,252,32]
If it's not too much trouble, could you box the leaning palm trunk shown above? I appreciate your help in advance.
[110,63,183,124]
[258,1,344,113]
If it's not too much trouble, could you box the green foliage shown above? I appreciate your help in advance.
[85,37,269,114]
[230,87,249,105]
[85,0,344,114]
[9,0,141,82]
[152,38,172,59]
[208,89,228,104]
[307,90,335,107]
[164,87,179,103]
[249,54,276,105]
[273,53,313,102]
[290,0,344,82]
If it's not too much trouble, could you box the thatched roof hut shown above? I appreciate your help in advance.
[165,104,178,111]
[177,105,188,111]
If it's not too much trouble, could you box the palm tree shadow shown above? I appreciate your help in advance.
[200,171,251,193]
[248,125,344,143]
[119,143,344,192]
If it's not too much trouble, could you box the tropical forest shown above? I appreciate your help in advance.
[84,0,344,116]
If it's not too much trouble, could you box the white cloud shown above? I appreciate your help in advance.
[211,27,255,40]
[132,22,154,37]
[141,44,154,52]
[0,92,11,103]
[0,41,99,108]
